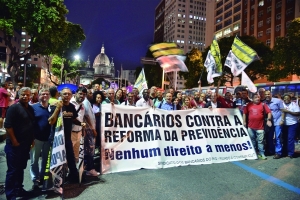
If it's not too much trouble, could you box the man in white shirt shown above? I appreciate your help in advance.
[70,87,86,162]
[136,89,153,107]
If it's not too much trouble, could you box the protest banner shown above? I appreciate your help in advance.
[101,105,257,174]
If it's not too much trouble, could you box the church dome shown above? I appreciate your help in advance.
[93,44,110,67]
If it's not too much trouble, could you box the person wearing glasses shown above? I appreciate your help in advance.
[102,88,120,105]
[48,88,86,193]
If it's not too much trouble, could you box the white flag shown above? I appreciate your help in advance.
[204,50,221,84]
[156,55,188,73]
[224,50,248,77]
[241,71,257,93]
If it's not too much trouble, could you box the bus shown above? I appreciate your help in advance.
[234,81,300,97]
[181,86,234,96]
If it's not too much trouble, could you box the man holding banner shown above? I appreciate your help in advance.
[48,88,86,193]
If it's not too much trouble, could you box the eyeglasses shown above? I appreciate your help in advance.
[108,93,114,94]
[62,93,72,96]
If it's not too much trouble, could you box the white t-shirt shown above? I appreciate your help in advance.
[135,98,153,107]
[283,102,300,125]
[211,101,217,108]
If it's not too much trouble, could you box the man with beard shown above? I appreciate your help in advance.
[191,91,205,108]
[29,89,39,105]
[102,88,120,105]
[4,87,35,199]
[136,89,153,107]
[264,90,285,158]
[70,87,87,162]
[121,92,135,106]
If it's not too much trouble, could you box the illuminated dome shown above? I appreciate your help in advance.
[92,44,114,76]
[93,44,110,66]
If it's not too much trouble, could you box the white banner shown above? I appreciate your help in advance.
[101,105,257,174]
[50,128,66,169]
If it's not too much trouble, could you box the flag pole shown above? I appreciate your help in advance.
[174,71,177,91]
[161,70,165,90]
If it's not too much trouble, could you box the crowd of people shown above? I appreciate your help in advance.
[1,81,300,199]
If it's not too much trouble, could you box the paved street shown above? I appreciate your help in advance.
[0,141,300,200]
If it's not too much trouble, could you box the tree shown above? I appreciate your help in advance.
[0,0,85,85]
[271,18,300,81]
[202,36,272,86]
[179,48,207,88]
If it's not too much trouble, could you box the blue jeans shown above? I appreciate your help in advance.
[267,125,282,155]
[30,139,51,182]
[282,124,298,156]
[5,142,31,200]
[248,128,265,155]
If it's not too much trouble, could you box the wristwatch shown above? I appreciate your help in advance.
[267,119,272,121]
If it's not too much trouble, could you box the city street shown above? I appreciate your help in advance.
[0,141,300,200]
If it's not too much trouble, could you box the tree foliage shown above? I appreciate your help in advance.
[0,0,85,84]
[271,18,300,81]
[179,48,207,88]
[202,36,272,86]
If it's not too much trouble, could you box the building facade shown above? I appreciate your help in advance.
[206,0,300,84]
[154,0,207,89]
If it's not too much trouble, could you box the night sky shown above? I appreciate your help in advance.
[64,0,161,73]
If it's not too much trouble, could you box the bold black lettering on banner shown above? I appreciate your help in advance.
[134,114,143,128]
[164,130,178,141]
[234,115,243,125]
[52,134,64,148]
[105,129,162,143]
[185,115,232,127]
[50,150,66,166]
[105,147,161,160]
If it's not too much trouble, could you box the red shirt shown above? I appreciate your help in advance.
[217,96,234,108]
[0,88,9,108]
[191,99,205,108]
[243,102,271,130]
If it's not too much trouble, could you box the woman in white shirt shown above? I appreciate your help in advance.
[281,94,300,158]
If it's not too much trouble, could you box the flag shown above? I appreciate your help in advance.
[226,36,259,76]
[224,50,248,76]
[204,50,221,84]
[241,71,257,93]
[156,55,188,73]
[134,68,148,96]
[50,111,66,189]
[149,43,184,58]
[77,134,84,184]
[210,36,222,74]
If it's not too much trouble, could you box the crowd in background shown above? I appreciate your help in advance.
[1,81,300,199]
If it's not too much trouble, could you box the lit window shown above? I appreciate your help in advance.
[259,0,264,6]
[276,24,281,32]
[276,13,281,20]
[178,14,182,17]
[258,31,263,37]
[258,21,263,27]
[276,1,282,8]
[266,28,271,35]
[266,39,271,46]
[21,32,26,35]
[233,23,240,31]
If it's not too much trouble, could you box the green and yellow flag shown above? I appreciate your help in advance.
[231,36,259,65]
[210,36,222,74]
[150,43,184,58]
